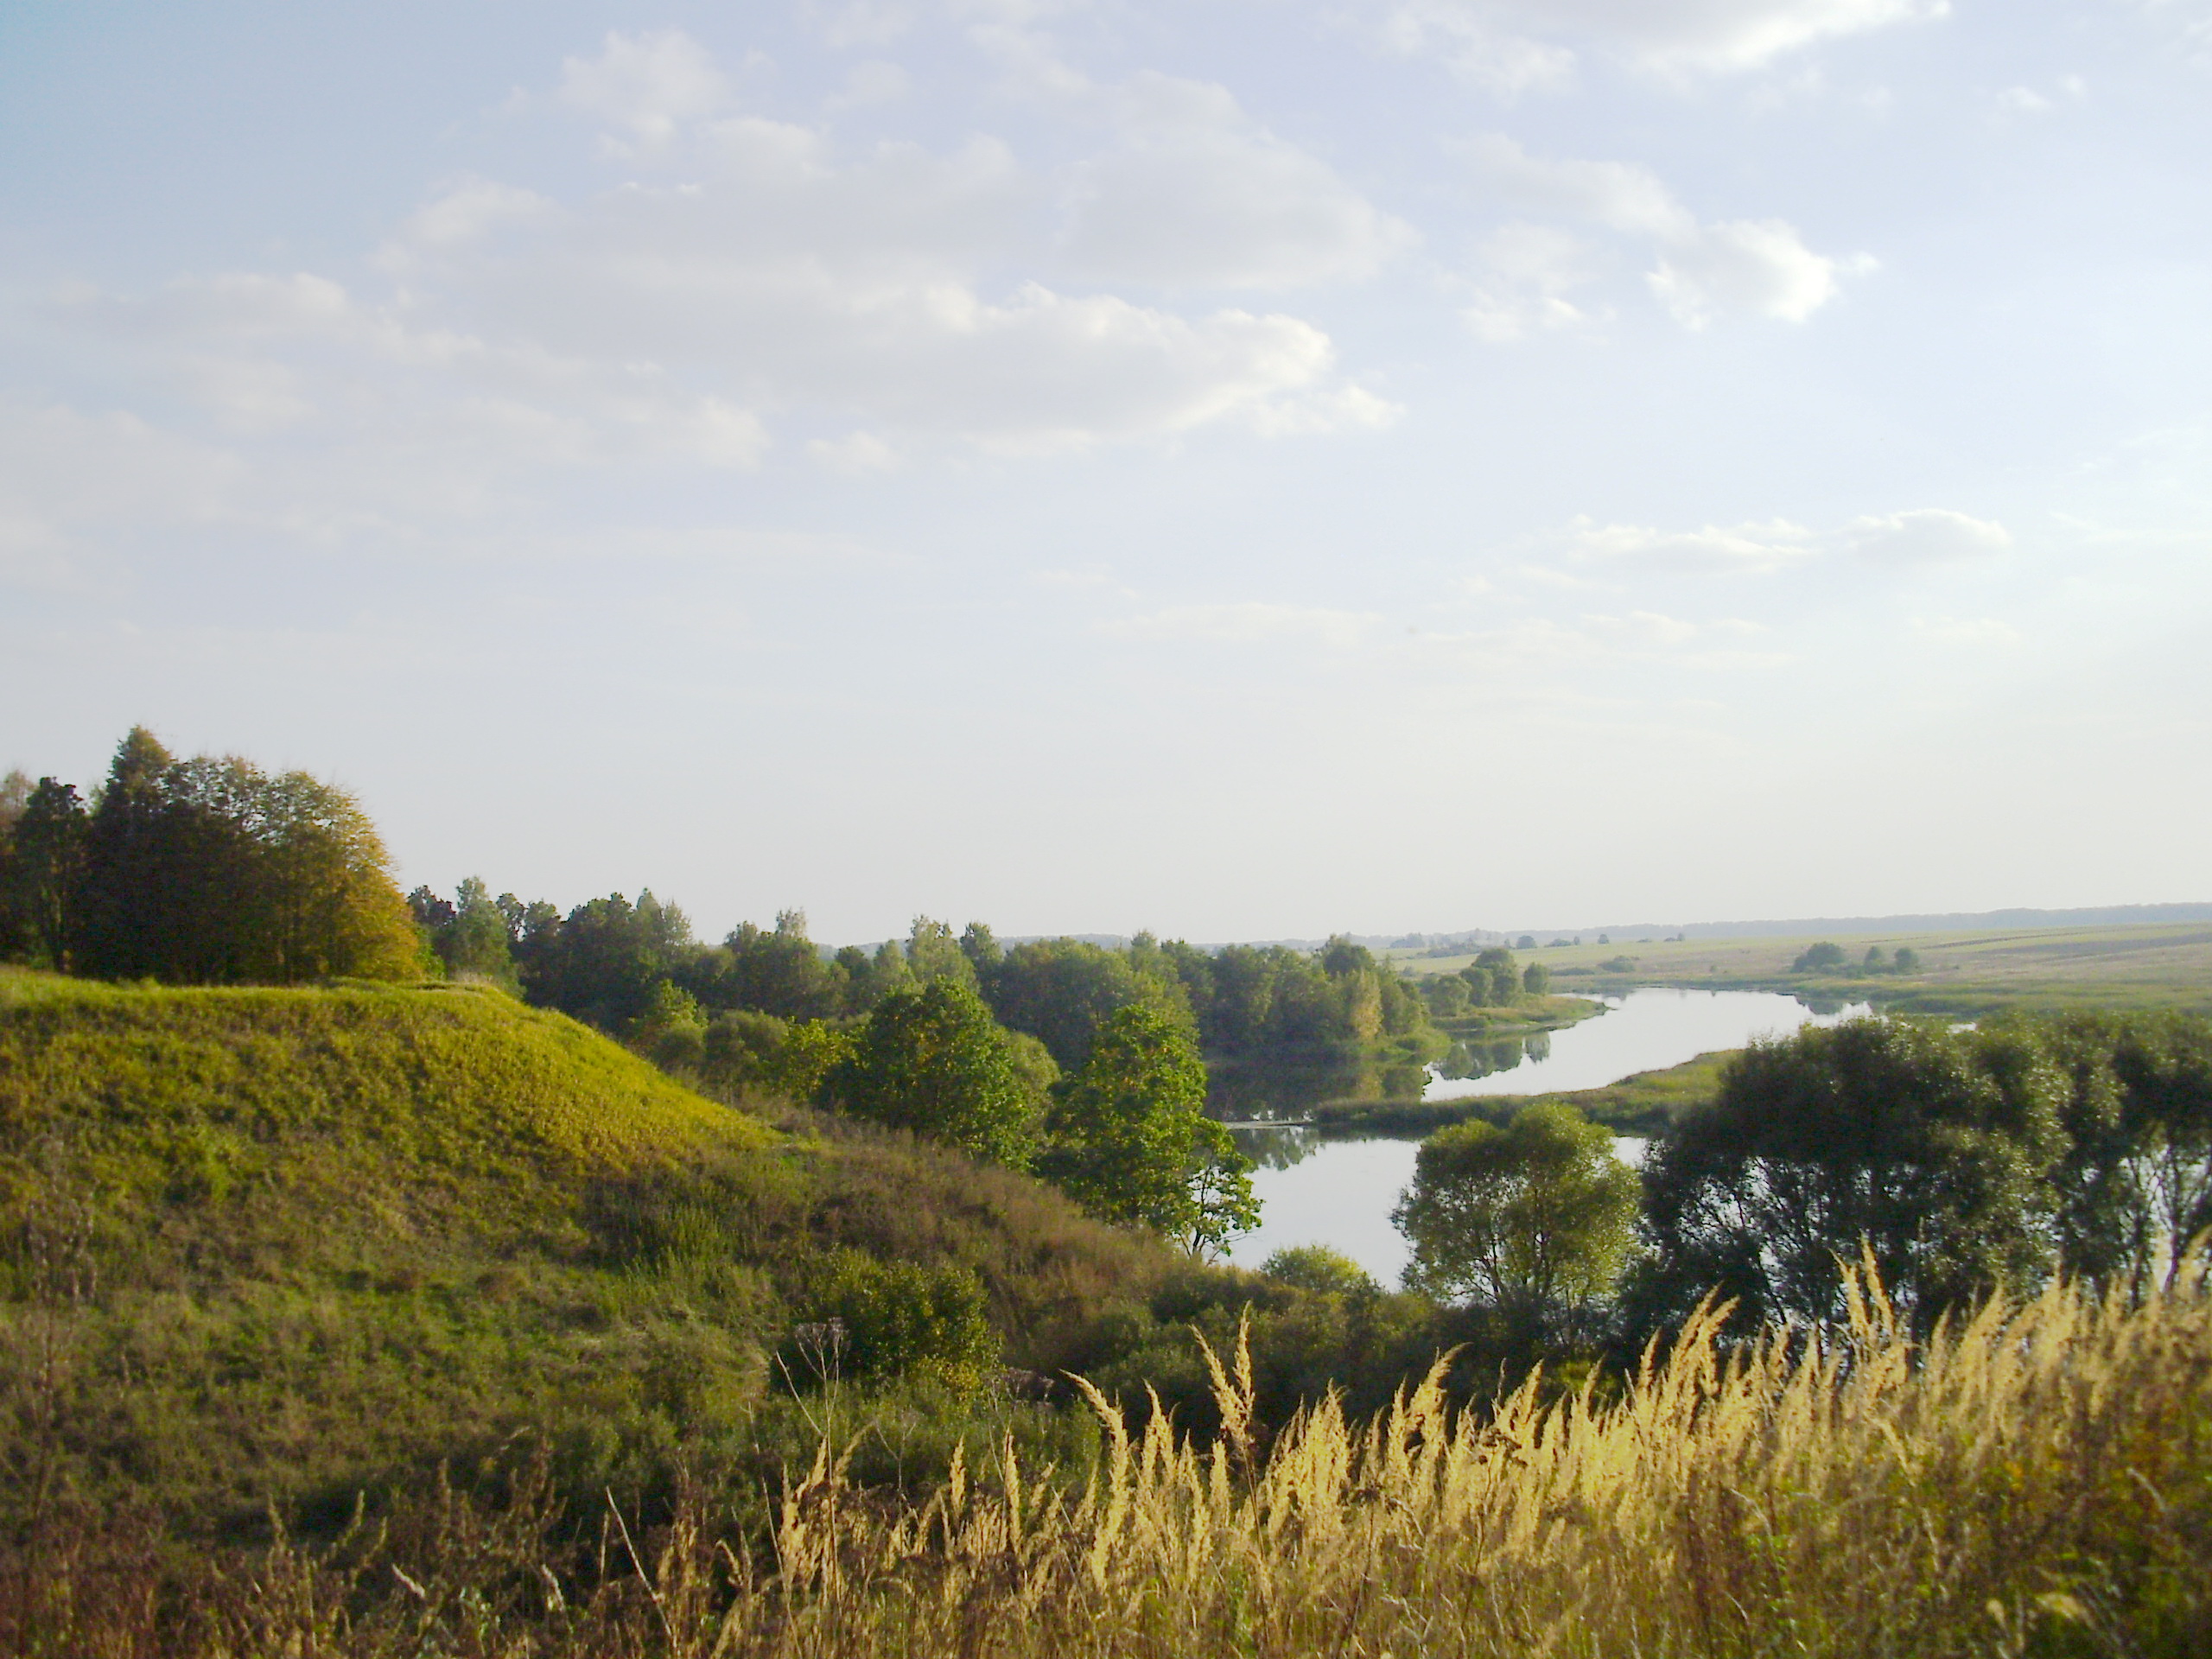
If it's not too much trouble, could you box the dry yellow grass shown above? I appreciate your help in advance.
[690,1260,2210,1659]
[17,1265,2212,1654]
[21,1262,2211,1656]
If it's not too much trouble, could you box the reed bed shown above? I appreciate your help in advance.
[12,1265,2210,1658]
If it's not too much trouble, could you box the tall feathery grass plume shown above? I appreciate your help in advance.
[7,1255,2208,1656]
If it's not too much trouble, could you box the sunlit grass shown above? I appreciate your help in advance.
[17,1262,2206,1656]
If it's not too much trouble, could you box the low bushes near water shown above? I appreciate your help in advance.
[10,1262,2209,1657]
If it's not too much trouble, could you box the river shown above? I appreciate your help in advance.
[1219,988,1872,1284]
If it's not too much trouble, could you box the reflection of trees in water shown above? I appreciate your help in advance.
[1207,1050,1375,1119]
[1228,1123,1320,1170]
[1438,1036,1534,1081]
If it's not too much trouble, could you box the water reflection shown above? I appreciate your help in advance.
[1424,988,1874,1102]
[1435,1030,1551,1083]
[1235,1123,1322,1171]
[1223,988,1877,1282]
[1207,1051,1374,1121]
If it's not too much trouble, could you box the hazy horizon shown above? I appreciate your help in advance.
[5,0,2208,943]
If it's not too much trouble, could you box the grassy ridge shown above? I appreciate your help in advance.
[0,971,1204,1534]
[0,969,764,1214]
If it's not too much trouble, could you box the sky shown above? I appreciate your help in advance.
[3,0,2209,945]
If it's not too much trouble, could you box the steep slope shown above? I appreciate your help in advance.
[0,971,1188,1532]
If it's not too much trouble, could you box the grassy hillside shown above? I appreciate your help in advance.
[24,1270,2212,1656]
[0,970,1227,1537]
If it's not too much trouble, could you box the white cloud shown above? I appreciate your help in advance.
[397,179,557,250]
[558,30,731,151]
[1913,615,2023,646]
[1374,3,1578,95]
[1845,509,2012,562]
[0,403,246,589]
[1059,73,1419,289]
[391,68,1383,448]
[1461,221,1604,340]
[1649,219,1847,327]
[808,430,903,472]
[1543,507,2010,575]
[1454,608,1783,669]
[1457,137,1855,329]
[1104,601,1382,648]
[1456,137,1694,238]
[24,27,1402,569]
[1994,76,2084,118]
[804,0,919,50]
[1556,515,1819,573]
[1249,384,1403,435]
[2135,0,2212,63]
[827,60,912,110]
[65,271,773,476]
[1376,0,1945,83]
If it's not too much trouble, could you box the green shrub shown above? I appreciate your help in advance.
[804,1249,999,1394]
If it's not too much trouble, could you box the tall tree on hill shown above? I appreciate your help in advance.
[435,877,520,989]
[245,766,421,982]
[985,937,1191,1071]
[73,726,178,980]
[906,915,976,988]
[958,920,1002,982]
[4,778,88,969]
[697,909,844,1020]
[70,730,418,984]
[0,771,24,960]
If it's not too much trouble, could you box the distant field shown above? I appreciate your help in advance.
[1389,921,2212,1016]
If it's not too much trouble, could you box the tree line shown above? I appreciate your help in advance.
[0,729,420,984]
[1,731,1288,1255]
[1391,1008,2212,1352]
[397,893,1469,1255]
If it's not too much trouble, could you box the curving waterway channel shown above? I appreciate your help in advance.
[1219,988,1872,1285]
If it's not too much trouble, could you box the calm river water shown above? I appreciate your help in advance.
[1220,988,1872,1284]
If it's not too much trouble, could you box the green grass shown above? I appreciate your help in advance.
[1310,1048,1731,1136]
[0,970,1234,1538]
[1426,991,1608,1037]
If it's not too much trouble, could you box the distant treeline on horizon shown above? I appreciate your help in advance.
[1316,901,2212,956]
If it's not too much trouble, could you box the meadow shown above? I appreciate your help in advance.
[1394,921,2212,1015]
[16,1265,2209,1657]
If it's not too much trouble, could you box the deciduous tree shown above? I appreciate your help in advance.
[1394,1103,1637,1327]
[831,978,1041,1167]
[1631,1018,2065,1335]
[1039,1004,1255,1254]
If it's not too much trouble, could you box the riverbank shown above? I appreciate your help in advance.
[1430,991,1609,1039]
[1395,920,2212,1019]
[1307,1048,1730,1138]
